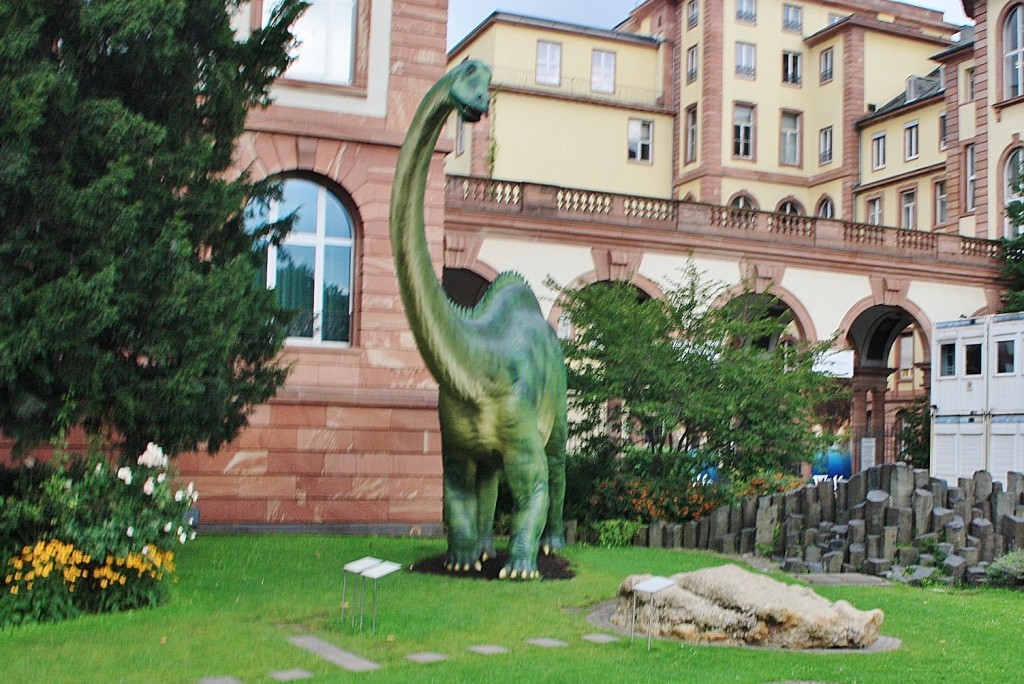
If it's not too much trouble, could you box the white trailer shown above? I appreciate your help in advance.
[931,312,1024,485]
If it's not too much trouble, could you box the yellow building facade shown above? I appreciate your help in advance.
[443,0,1009,470]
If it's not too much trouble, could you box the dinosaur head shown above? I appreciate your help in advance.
[449,59,491,123]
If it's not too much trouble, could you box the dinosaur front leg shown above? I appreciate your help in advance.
[475,464,501,562]
[500,444,549,580]
[442,451,481,572]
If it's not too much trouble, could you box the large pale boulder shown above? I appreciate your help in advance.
[611,564,883,649]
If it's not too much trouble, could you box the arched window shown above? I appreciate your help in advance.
[249,178,355,344]
[777,199,803,215]
[1006,147,1024,237]
[730,194,756,210]
[816,196,836,219]
[1005,5,1024,99]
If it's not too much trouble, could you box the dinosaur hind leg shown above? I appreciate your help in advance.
[442,449,481,572]
[540,408,567,556]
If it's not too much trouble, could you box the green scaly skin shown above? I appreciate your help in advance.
[389,60,567,579]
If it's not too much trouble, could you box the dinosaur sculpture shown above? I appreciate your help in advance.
[389,60,567,579]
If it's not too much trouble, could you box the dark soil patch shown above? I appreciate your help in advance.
[410,551,575,581]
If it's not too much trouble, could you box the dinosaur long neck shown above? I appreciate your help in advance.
[390,76,477,398]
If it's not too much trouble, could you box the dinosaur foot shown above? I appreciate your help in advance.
[444,549,483,573]
[540,533,566,556]
[498,558,540,580]
[443,559,483,572]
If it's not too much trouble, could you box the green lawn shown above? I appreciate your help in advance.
[1,535,1021,683]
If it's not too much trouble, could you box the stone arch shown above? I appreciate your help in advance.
[545,270,665,331]
[717,282,817,344]
[838,289,933,470]
[775,196,805,215]
[815,194,837,219]
[727,191,759,210]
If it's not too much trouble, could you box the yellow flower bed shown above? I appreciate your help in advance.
[3,540,175,596]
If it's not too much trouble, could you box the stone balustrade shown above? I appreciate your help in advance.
[445,175,1002,269]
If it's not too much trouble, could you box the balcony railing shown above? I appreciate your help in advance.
[488,66,664,108]
[444,175,1002,268]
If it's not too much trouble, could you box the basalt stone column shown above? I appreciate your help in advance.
[992,491,1016,537]
[913,489,934,536]
[890,464,914,508]
[817,480,836,522]
[755,496,779,552]
[1007,472,1024,502]
[913,469,930,488]
[966,518,991,561]
[973,470,994,501]
[1005,515,1024,551]
[886,507,913,545]
[683,520,698,549]
[648,520,666,548]
[864,490,889,535]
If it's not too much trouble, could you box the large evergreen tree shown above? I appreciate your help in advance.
[0,0,307,456]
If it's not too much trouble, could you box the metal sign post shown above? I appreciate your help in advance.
[630,576,676,652]
[361,560,402,634]
[341,556,381,624]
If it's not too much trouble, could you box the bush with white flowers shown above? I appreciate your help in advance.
[0,443,199,627]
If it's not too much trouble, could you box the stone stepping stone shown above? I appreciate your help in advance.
[468,644,509,655]
[406,652,447,664]
[198,678,243,684]
[288,635,380,672]
[526,637,568,648]
[270,669,314,681]
[582,633,620,644]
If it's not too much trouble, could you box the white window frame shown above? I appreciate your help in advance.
[965,67,977,101]
[782,51,802,85]
[820,47,834,83]
[939,111,947,150]
[935,179,948,225]
[872,133,886,170]
[817,197,835,219]
[900,188,917,229]
[780,111,801,166]
[737,0,757,23]
[733,104,755,159]
[736,42,757,78]
[783,4,803,32]
[536,41,562,86]
[685,105,698,163]
[687,0,699,28]
[628,119,653,163]
[1005,147,1024,237]
[687,45,699,83]
[965,143,977,211]
[263,0,357,86]
[591,49,616,94]
[819,126,833,164]
[257,178,355,346]
[867,197,882,225]
[455,116,465,156]
[904,122,919,161]
[1004,5,1024,100]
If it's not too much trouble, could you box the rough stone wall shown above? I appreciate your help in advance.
[632,463,1024,586]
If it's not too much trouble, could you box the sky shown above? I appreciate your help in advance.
[447,1,973,49]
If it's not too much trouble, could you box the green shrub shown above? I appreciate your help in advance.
[0,443,197,627]
[593,519,645,548]
[986,550,1024,588]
